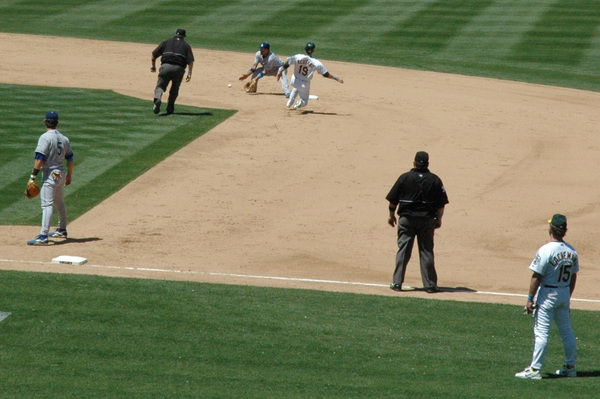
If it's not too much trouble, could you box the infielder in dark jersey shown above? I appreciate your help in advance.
[151,28,195,115]
[386,151,449,293]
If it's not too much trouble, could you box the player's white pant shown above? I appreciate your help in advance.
[530,287,577,370]
[40,171,68,235]
[286,75,311,108]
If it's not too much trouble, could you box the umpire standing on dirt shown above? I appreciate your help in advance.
[150,28,195,115]
[386,151,449,293]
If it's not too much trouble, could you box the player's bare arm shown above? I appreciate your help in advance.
[66,160,74,186]
[323,71,344,83]
[277,61,290,81]
[240,63,259,81]
[525,272,542,314]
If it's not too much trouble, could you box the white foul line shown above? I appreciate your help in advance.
[1,258,599,304]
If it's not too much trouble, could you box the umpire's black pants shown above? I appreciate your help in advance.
[154,63,186,105]
[393,215,438,290]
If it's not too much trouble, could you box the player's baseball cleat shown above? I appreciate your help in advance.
[515,367,542,380]
[555,365,577,377]
[389,283,402,292]
[49,228,68,238]
[27,234,49,246]
[293,99,302,110]
[153,99,161,114]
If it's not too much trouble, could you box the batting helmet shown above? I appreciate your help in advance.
[305,41,316,54]
[260,42,270,50]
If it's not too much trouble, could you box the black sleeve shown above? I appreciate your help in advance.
[385,177,403,205]
[152,40,166,59]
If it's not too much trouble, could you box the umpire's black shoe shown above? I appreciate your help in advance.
[425,286,440,294]
[153,98,161,114]
[166,102,174,115]
[389,283,402,292]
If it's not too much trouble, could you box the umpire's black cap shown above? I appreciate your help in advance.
[414,151,429,167]
[176,28,186,37]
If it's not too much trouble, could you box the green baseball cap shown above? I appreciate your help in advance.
[548,214,567,229]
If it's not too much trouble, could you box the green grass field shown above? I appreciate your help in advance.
[1,271,599,398]
[1,1,600,397]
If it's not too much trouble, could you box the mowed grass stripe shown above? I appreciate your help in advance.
[440,1,543,60]
[382,0,495,52]
[241,0,366,40]
[509,0,600,65]
[40,0,153,32]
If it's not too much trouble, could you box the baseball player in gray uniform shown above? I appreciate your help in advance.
[276,42,343,110]
[239,42,290,97]
[27,111,74,245]
[515,214,579,379]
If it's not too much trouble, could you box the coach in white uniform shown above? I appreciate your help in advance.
[515,214,578,379]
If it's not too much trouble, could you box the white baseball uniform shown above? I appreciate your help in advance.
[284,54,328,109]
[528,240,578,371]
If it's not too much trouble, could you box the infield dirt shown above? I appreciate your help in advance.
[1,34,600,310]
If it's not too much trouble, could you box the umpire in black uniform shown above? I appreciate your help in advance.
[151,28,195,115]
[386,151,449,293]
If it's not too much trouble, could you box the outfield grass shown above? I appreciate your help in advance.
[1,271,599,398]
[0,1,599,92]
[0,84,235,226]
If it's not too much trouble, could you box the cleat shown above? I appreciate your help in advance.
[27,234,48,246]
[389,283,402,292]
[166,103,174,115]
[48,228,68,239]
[515,367,542,380]
[153,99,161,114]
[555,365,576,377]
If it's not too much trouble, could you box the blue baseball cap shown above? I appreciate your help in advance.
[260,42,270,50]
[45,111,58,121]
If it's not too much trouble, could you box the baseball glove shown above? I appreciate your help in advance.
[25,180,40,199]
[244,79,258,93]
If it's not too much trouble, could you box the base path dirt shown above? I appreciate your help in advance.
[1,34,600,310]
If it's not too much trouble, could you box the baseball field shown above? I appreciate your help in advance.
[1,1,600,397]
